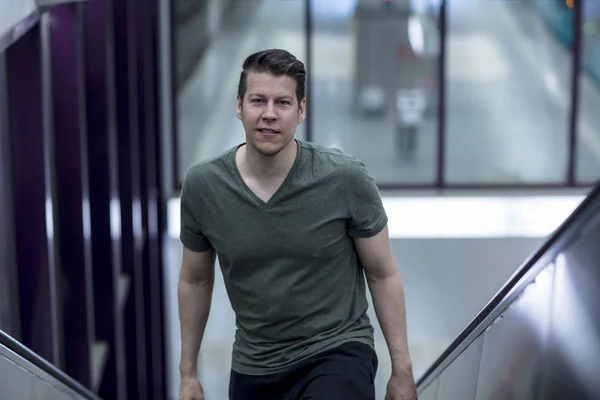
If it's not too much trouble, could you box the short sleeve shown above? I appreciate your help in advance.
[346,159,388,238]
[180,169,213,252]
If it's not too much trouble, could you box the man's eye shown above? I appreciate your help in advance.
[252,99,263,103]
[279,101,290,105]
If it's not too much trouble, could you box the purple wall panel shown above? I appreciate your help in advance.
[1,0,166,394]
[147,5,167,397]
[48,3,95,389]
[113,0,148,397]
[81,0,127,397]
[6,22,61,367]
[136,0,166,396]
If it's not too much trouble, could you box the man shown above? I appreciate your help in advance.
[178,48,418,400]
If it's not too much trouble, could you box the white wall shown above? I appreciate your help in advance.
[0,0,36,39]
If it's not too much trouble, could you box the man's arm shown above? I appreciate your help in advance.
[354,225,415,380]
[178,246,216,378]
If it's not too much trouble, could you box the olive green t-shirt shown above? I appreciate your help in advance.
[180,139,388,375]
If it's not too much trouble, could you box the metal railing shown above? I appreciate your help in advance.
[0,329,101,399]
[416,181,600,394]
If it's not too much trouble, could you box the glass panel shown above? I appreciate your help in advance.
[311,0,441,185]
[446,0,573,184]
[438,335,483,400]
[577,0,600,184]
[0,50,20,338]
[174,0,306,187]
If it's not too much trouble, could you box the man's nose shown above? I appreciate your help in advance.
[262,102,277,120]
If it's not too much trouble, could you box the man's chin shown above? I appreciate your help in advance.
[254,143,284,157]
[250,138,293,157]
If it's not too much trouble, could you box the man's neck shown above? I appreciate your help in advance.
[242,140,298,180]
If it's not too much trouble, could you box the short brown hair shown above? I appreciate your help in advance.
[237,49,306,105]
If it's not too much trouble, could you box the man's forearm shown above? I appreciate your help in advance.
[367,271,413,375]
[178,278,213,377]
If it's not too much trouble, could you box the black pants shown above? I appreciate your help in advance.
[229,341,378,400]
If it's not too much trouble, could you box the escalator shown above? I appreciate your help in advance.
[0,330,99,400]
[416,183,600,399]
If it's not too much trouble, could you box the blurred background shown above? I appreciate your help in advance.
[1,0,600,399]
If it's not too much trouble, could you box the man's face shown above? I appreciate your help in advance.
[237,71,306,157]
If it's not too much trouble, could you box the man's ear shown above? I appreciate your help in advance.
[298,98,306,124]
[236,97,243,121]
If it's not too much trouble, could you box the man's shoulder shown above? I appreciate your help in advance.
[184,146,237,186]
[299,140,362,174]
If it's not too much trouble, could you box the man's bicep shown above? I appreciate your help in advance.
[180,170,213,252]
[346,159,388,237]
[180,246,216,284]
[354,225,397,280]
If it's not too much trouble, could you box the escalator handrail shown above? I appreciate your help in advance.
[0,329,101,400]
[415,181,600,390]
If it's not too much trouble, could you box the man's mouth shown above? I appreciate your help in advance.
[258,128,281,134]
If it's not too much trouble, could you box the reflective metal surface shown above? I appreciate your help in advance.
[418,377,439,400]
[0,331,100,399]
[0,349,36,399]
[416,185,600,398]
[541,216,600,399]
[437,335,483,400]
[475,264,555,400]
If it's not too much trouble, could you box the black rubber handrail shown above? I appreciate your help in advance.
[0,329,101,400]
[416,181,600,389]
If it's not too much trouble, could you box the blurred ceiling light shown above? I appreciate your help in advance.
[408,15,425,56]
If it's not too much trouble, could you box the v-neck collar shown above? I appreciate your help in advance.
[230,140,302,208]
